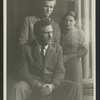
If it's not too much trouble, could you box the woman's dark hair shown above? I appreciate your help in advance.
[34,18,52,36]
[62,11,77,20]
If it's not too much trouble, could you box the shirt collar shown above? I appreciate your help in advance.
[36,40,49,50]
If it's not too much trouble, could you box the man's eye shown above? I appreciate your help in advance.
[50,6,53,8]
[43,32,47,34]
[70,20,73,22]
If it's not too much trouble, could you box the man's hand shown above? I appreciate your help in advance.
[41,84,55,95]
[36,82,43,88]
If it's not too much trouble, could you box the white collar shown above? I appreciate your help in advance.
[36,40,49,50]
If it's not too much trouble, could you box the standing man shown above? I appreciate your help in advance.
[18,0,60,44]
[11,19,80,100]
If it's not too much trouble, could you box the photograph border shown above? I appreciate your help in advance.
[3,0,97,100]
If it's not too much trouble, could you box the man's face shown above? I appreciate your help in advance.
[40,1,56,17]
[38,25,53,45]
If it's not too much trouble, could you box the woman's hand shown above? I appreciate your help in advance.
[63,54,78,62]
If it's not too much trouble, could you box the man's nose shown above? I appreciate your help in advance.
[67,21,70,25]
[48,33,52,38]
[47,7,51,11]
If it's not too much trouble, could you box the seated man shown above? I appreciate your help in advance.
[10,19,81,100]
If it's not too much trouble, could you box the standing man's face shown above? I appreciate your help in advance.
[38,25,53,45]
[40,1,56,17]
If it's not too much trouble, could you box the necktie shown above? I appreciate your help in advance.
[41,46,45,62]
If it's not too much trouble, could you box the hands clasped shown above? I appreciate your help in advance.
[40,84,54,95]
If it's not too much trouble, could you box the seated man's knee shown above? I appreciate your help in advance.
[14,81,31,93]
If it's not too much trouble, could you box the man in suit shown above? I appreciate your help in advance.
[11,19,81,100]
[18,0,60,45]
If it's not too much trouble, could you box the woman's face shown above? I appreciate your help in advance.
[64,15,76,29]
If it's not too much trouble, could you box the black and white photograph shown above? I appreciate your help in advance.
[4,0,96,100]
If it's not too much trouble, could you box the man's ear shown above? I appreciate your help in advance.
[73,20,76,25]
[75,20,76,24]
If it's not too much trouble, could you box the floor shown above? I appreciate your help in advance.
[83,79,94,100]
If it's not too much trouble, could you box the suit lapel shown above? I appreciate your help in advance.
[44,43,54,65]
[31,41,55,68]
[31,41,43,68]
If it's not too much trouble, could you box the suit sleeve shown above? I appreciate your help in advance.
[18,17,29,45]
[17,45,40,88]
[53,23,61,44]
[52,46,65,86]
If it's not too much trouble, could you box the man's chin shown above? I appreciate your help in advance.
[47,41,52,44]
[44,14,51,17]
[67,27,72,29]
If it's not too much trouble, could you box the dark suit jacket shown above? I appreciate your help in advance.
[18,16,61,44]
[17,40,65,88]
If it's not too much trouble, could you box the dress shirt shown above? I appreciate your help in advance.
[36,40,49,55]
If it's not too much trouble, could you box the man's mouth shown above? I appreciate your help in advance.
[48,39,51,41]
[46,12,51,14]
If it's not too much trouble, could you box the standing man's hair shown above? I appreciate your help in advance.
[39,0,56,2]
[38,0,56,5]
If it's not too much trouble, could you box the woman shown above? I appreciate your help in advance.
[60,11,87,99]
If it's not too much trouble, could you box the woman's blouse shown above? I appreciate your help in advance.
[60,27,87,58]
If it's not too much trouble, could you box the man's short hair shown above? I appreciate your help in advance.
[38,0,56,4]
[34,18,52,36]
[39,0,56,2]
